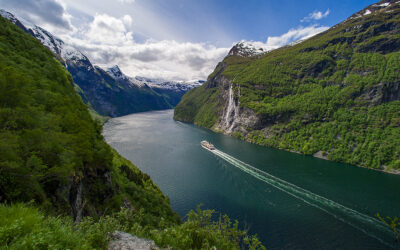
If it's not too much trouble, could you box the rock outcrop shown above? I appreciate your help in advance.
[108,231,160,250]
[211,75,261,135]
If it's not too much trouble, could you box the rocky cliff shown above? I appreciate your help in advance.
[174,0,400,172]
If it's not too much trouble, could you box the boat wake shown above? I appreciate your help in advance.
[211,149,396,248]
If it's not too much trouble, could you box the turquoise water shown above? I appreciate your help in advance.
[103,110,400,249]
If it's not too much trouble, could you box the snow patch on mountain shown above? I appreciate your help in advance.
[228,41,274,57]
[1,9,88,64]
[135,76,203,91]
[0,9,17,23]
[379,2,391,7]
[31,26,87,64]
[103,66,203,90]
[347,0,398,20]
[229,37,315,58]
[107,65,129,81]
[61,45,88,62]
[364,9,372,15]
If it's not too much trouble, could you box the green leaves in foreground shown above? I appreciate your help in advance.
[0,203,265,250]
[148,205,265,249]
[376,213,400,242]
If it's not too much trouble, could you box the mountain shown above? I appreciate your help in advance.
[174,0,400,173]
[136,76,204,106]
[228,41,272,57]
[0,10,201,117]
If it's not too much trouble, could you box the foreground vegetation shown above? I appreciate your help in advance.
[0,16,264,249]
[175,3,400,172]
[0,203,264,249]
[377,213,400,242]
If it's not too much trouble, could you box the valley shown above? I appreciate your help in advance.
[1,0,399,249]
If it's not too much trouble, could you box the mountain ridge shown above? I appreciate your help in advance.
[0,9,202,117]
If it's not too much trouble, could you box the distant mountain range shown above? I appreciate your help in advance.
[0,9,203,117]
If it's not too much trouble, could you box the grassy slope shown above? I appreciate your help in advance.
[174,84,222,128]
[175,4,400,171]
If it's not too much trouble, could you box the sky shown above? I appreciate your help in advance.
[0,0,377,81]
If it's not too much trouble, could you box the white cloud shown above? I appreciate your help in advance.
[67,23,327,81]
[118,0,135,3]
[60,15,328,81]
[86,13,133,45]
[240,24,329,55]
[265,25,329,47]
[301,9,330,22]
[2,0,330,82]
[59,15,229,81]
[122,15,132,27]
[0,0,74,32]
[79,40,227,80]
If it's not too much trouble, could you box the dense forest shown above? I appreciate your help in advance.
[0,17,264,249]
[175,1,400,172]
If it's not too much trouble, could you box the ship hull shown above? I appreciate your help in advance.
[200,141,215,151]
[201,144,215,151]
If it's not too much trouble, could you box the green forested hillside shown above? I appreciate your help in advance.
[0,15,179,225]
[175,1,400,172]
[0,16,264,249]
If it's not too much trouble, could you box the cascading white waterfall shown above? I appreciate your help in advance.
[222,84,240,133]
[223,84,234,128]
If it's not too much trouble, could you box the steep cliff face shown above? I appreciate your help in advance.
[211,75,261,134]
[175,0,400,172]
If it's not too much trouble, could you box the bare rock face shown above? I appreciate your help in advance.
[360,82,400,105]
[213,75,261,136]
[108,231,160,250]
[228,41,269,57]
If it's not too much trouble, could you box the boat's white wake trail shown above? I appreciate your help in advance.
[211,149,396,248]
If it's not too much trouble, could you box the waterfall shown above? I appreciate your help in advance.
[222,84,240,133]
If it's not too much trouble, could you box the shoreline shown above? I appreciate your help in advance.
[254,138,400,176]
[312,151,400,176]
[262,141,400,176]
[183,118,400,176]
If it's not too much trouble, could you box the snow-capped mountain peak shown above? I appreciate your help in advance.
[134,76,203,91]
[228,40,281,57]
[106,65,129,81]
[0,9,18,23]
[347,0,398,20]
[228,41,268,57]
[1,9,88,65]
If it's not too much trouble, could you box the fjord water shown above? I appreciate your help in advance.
[103,110,400,249]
